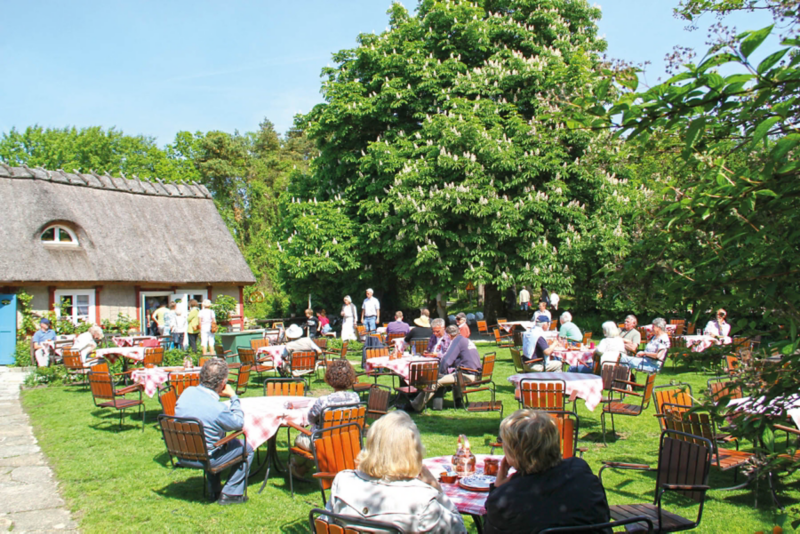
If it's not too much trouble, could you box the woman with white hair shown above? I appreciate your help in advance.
[568,321,625,373]
[619,317,671,373]
[340,295,358,341]
[198,299,216,355]
[326,411,465,533]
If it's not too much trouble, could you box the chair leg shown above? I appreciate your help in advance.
[601,411,607,446]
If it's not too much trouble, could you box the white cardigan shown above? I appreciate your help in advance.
[327,470,466,533]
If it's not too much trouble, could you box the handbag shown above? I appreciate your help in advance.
[211,320,218,334]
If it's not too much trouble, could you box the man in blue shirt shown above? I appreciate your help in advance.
[522,322,563,372]
[32,318,57,367]
[175,358,253,505]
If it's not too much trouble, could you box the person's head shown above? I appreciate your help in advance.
[445,324,460,338]
[560,311,572,325]
[499,409,561,475]
[343,295,351,305]
[456,312,467,324]
[652,317,667,334]
[539,301,547,311]
[158,301,166,309]
[88,325,104,342]
[305,308,314,318]
[624,315,638,331]
[285,324,304,340]
[325,359,357,391]
[175,309,183,316]
[394,311,403,321]
[318,309,327,318]
[202,299,212,309]
[431,318,445,337]
[189,299,199,309]
[39,318,51,331]
[366,288,373,298]
[716,309,727,321]
[420,308,430,318]
[200,358,229,393]
[169,302,176,310]
[357,411,423,481]
[601,321,620,339]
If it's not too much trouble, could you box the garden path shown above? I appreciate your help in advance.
[0,367,78,532]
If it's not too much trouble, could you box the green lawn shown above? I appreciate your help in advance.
[20,345,799,533]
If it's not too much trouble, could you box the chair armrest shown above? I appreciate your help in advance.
[312,472,337,480]
[611,388,642,396]
[214,430,245,448]
[458,366,481,375]
[662,483,710,492]
[116,384,142,395]
[524,358,543,364]
[613,379,641,388]
[601,461,653,471]
[286,422,311,435]
[774,424,800,436]
[369,409,389,415]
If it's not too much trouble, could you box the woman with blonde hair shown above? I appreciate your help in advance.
[326,411,465,533]
[485,410,609,533]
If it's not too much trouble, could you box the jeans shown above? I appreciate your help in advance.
[172,332,184,349]
[363,316,377,332]
[568,364,594,374]
[520,303,529,311]
[619,355,661,373]
[192,440,254,497]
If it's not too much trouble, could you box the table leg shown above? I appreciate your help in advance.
[471,514,484,534]
[258,433,290,493]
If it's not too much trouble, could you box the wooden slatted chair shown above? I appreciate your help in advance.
[582,332,593,346]
[62,348,91,386]
[674,323,685,336]
[313,337,328,350]
[361,346,393,387]
[540,516,654,533]
[309,422,363,505]
[264,377,306,396]
[497,318,508,324]
[510,347,526,374]
[550,410,583,459]
[493,327,514,349]
[170,371,200,396]
[309,508,403,534]
[238,347,275,382]
[477,320,490,337]
[227,364,251,396]
[285,350,318,388]
[599,430,712,533]
[601,372,657,445]
[393,362,438,411]
[707,377,743,404]
[386,333,405,346]
[198,357,211,367]
[158,385,177,416]
[287,405,366,498]
[410,338,429,355]
[599,364,632,406]
[519,379,567,412]
[549,320,559,331]
[455,367,503,416]
[355,324,367,341]
[366,384,392,424]
[157,414,248,500]
[88,370,145,431]
[652,383,694,431]
[687,322,696,335]
[250,338,270,350]
[214,344,233,360]
[143,347,164,367]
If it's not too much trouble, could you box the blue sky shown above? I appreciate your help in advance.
[0,1,773,145]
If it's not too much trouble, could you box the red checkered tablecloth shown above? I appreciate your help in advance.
[112,336,157,347]
[237,396,314,450]
[552,349,594,367]
[508,372,603,411]
[682,335,731,353]
[131,368,169,397]
[255,345,287,367]
[422,455,505,516]
[365,355,439,381]
[95,347,146,364]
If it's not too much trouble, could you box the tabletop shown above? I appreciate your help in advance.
[95,346,146,363]
[682,335,731,353]
[365,355,439,381]
[508,372,603,411]
[551,348,594,367]
[130,366,201,398]
[112,336,157,347]
[422,454,504,516]
[256,345,288,367]
[236,395,314,450]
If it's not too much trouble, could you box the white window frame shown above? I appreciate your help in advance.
[54,289,96,326]
[41,225,79,247]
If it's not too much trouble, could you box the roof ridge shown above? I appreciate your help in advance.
[0,165,212,199]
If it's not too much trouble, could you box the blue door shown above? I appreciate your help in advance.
[0,294,17,365]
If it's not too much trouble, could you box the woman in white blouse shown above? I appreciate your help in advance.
[704,309,731,339]
[340,295,358,341]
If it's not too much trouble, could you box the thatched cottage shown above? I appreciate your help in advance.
[0,164,256,334]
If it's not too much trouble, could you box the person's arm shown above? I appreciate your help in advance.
[360,303,365,324]
[217,384,245,431]
[375,304,380,323]
[494,456,512,488]
[307,397,326,426]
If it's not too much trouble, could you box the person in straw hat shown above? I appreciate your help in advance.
[404,309,433,343]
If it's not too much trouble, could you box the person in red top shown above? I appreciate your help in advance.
[456,313,471,339]
[317,309,332,336]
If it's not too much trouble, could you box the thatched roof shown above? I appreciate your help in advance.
[0,164,256,284]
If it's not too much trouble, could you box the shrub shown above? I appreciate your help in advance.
[13,339,32,367]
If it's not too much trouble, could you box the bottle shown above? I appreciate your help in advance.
[452,434,476,478]
[411,343,417,357]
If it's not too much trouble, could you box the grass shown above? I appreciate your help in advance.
[20,343,800,533]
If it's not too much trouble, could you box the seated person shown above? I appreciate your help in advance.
[32,318,57,367]
[175,358,254,505]
[531,300,552,325]
[292,359,359,477]
[522,322,562,372]
[404,311,433,344]
[327,411,466,533]
[620,315,641,355]
[558,311,582,343]
[303,308,319,338]
[569,321,625,374]
[425,318,451,355]
[281,324,323,376]
[386,311,410,336]
[411,325,480,412]
[619,317,670,373]
[317,309,333,336]
[72,326,105,365]
[485,410,610,533]
[704,308,731,340]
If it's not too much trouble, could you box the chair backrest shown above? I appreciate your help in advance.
[520,379,565,411]
[674,324,685,336]
[477,320,489,334]
[233,364,251,395]
[309,508,402,534]
[670,319,686,326]
[600,364,630,392]
[656,430,712,503]
[548,411,580,460]
[582,332,592,346]
[540,516,654,533]
[641,373,657,409]
[170,372,200,396]
[62,349,84,371]
[158,386,177,416]
[238,348,256,366]
[492,328,504,343]
[725,355,739,373]
[497,318,507,324]
[637,326,649,341]
[480,352,496,381]
[198,356,210,367]
[510,348,525,374]
[661,404,718,447]
[670,335,687,350]
[214,344,227,357]
[158,415,211,467]
[366,385,391,422]
[707,378,743,403]
[339,340,350,359]
[251,338,270,350]
[144,347,164,366]
[90,361,110,374]
[264,378,306,396]
[411,338,428,355]
[733,336,749,351]
[289,350,317,373]
[355,325,367,338]
[88,371,115,402]
[313,337,328,349]
[407,362,439,391]
[319,404,367,432]
[652,383,694,420]
[386,333,405,345]
[687,323,696,335]
[365,347,389,360]
[311,422,364,492]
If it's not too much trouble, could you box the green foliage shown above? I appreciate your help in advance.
[15,290,37,339]
[100,313,141,336]
[211,295,238,324]
[24,365,69,387]
[13,339,32,368]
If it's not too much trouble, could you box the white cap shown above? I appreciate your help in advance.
[286,324,304,339]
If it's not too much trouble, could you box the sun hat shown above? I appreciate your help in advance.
[286,324,304,339]
[414,316,431,328]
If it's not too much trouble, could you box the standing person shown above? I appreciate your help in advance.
[147,301,159,336]
[175,358,253,505]
[361,289,380,332]
[340,296,358,341]
[456,312,471,339]
[187,299,201,353]
[518,286,531,311]
[620,315,641,355]
[154,301,168,335]
[198,299,216,355]
[386,311,410,336]
[163,302,176,346]
[172,308,188,349]
[303,308,319,338]
[32,318,57,367]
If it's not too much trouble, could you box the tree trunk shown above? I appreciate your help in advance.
[483,284,503,326]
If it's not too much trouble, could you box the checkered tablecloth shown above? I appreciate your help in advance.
[508,372,603,411]
[95,347,146,364]
[643,324,678,335]
[552,349,594,367]
[255,345,287,367]
[237,396,314,450]
[682,335,731,353]
[499,321,534,332]
[422,455,505,516]
[131,368,170,397]
[112,336,157,347]
[364,355,439,381]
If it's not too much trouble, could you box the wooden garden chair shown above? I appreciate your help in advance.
[393,361,438,411]
[309,422,363,505]
[582,332,593,346]
[62,348,91,386]
[158,385,177,416]
[519,378,567,412]
[651,382,694,431]
[410,337,429,355]
[309,508,402,534]
[599,363,632,406]
[227,363,251,396]
[238,347,275,382]
[169,371,200,396]
[285,350,318,388]
[264,377,306,396]
[491,410,583,458]
[365,384,392,425]
[510,347,526,374]
[599,430,712,533]
[707,377,743,404]
[492,327,514,349]
[386,332,405,346]
[355,324,367,341]
[540,516,654,533]
[250,338,270,350]
[476,320,490,337]
[455,367,503,417]
[601,372,657,445]
[88,370,145,431]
